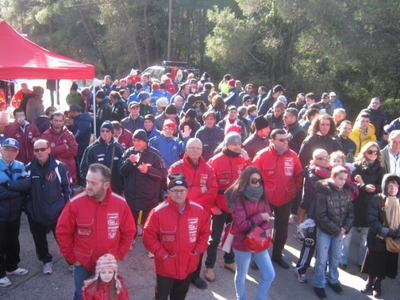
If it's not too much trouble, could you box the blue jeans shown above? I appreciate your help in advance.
[340,227,368,266]
[233,248,275,300]
[314,228,343,288]
[73,265,94,300]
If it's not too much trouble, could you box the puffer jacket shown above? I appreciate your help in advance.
[0,159,30,222]
[207,151,246,213]
[82,275,129,300]
[143,197,210,279]
[352,159,385,227]
[253,146,303,207]
[169,154,218,214]
[232,195,272,252]
[348,124,377,156]
[315,180,354,236]
[56,187,135,271]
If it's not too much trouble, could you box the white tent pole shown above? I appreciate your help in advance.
[92,80,96,137]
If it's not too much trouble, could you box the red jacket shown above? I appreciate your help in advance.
[116,127,133,150]
[82,275,129,300]
[4,120,41,165]
[232,195,272,252]
[143,197,210,280]
[207,152,246,213]
[56,187,136,271]
[253,146,303,206]
[42,126,78,179]
[169,155,218,214]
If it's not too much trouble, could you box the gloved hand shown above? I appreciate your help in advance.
[387,229,400,238]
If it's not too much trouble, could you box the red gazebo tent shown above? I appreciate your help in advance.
[0,20,95,79]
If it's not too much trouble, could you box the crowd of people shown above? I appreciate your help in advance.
[1,71,400,300]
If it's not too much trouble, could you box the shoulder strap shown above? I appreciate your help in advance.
[109,145,116,173]
[380,194,389,227]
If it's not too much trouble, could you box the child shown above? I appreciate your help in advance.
[313,166,354,299]
[82,254,129,300]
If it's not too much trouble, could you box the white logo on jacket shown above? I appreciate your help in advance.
[187,218,198,243]
[107,213,119,239]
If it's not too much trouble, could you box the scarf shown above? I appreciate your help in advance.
[385,196,400,230]
[223,147,241,158]
[244,185,264,202]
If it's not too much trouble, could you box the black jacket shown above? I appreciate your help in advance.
[121,115,145,134]
[26,155,71,225]
[315,180,354,236]
[70,112,93,157]
[111,98,128,122]
[120,146,167,211]
[80,137,124,195]
[286,121,306,153]
[333,136,356,162]
[195,125,224,162]
[298,134,337,168]
[96,98,112,136]
[352,160,385,227]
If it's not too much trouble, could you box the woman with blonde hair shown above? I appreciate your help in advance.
[361,173,400,298]
[340,142,385,270]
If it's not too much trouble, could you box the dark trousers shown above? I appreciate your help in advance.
[28,218,56,263]
[0,218,21,278]
[290,190,302,215]
[295,226,317,274]
[75,155,84,185]
[192,253,204,280]
[154,273,193,300]
[270,201,291,260]
[205,211,235,268]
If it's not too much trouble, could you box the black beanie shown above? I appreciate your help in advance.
[132,129,147,142]
[254,116,269,131]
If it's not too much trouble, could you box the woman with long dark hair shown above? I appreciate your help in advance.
[226,166,275,300]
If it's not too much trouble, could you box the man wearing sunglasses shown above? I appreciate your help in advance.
[253,129,303,269]
[25,139,71,276]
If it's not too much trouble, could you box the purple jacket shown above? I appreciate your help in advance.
[232,195,272,252]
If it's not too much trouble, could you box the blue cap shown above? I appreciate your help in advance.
[138,92,150,102]
[2,138,19,149]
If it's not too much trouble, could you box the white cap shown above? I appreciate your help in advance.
[277,95,287,102]
[329,91,336,97]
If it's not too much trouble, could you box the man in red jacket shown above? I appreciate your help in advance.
[143,176,210,300]
[56,163,135,300]
[253,128,303,269]
[41,111,78,182]
[204,132,247,282]
[169,137,218,289]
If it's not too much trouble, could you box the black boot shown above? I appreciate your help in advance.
[360,276,373,294]
[373,278,381,298]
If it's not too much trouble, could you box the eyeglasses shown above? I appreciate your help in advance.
[250,178,262,185]
[101,129,111,133]
[387,184,399,189]
[169,189,187,195]
[316,156,329,161]
[34,147,48,153]
[275,138,288,142]
[366,150,379,155]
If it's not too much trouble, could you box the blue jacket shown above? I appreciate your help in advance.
[70,112,93,157]
[0,159,30,222]
[25,155,71,225]
[195,125,224,161]
[148,134,187,169]
[147,126,161,140]
[150,89,165,113]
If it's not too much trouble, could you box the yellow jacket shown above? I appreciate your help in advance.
[349,123,376,156]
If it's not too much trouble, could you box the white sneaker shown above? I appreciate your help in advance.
[299,218,315,229]
[6,267,28,276]
[0,276,11,288]
[288,214,297,224]
[42,262,53,275]
[148,251,154,259]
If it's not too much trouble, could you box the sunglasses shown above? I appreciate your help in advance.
[250,178,262,185]
[34,147,48,153]
[366,150,379,155]
[316,156,329,161]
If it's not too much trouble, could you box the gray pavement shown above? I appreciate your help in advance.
[1,213,399,299]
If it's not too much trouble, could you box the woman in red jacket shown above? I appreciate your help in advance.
[226,166,275,300]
